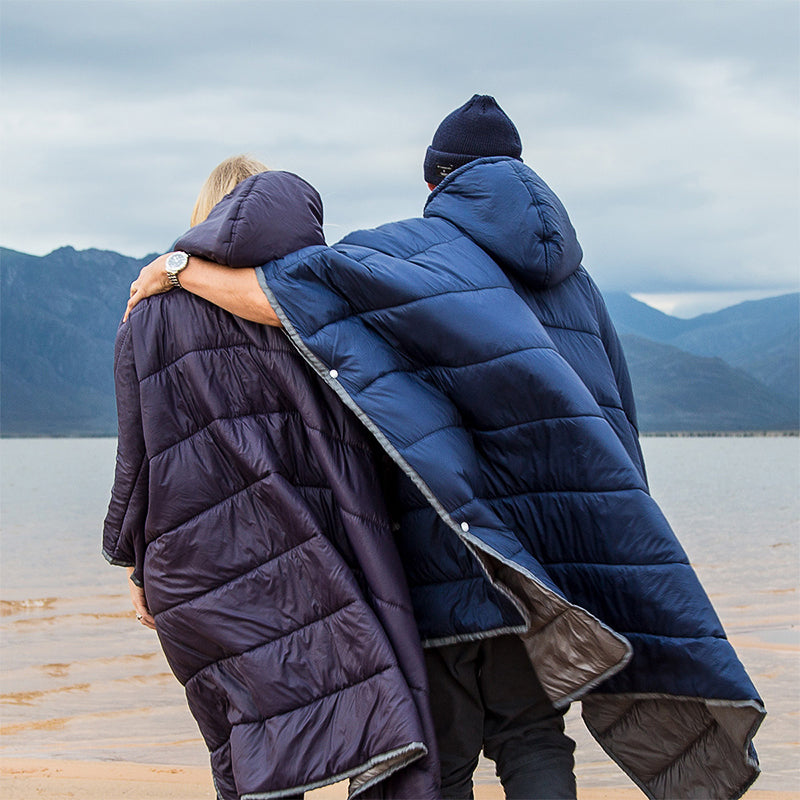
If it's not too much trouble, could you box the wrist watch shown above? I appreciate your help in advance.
[164,251,189,289]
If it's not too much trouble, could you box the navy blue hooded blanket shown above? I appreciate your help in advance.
[104,171,439,800]
[256,158,765,800]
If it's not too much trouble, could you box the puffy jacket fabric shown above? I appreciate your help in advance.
[103,171,439,800]
[257,158,765,800]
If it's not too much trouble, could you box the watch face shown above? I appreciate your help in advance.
[165,252,188,272]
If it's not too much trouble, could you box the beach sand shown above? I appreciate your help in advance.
[2,621,797,799]
[2,758,797,800]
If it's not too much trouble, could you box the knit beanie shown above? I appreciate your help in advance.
[424,94,522,185]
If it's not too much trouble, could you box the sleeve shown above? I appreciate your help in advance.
[102,321,150,587]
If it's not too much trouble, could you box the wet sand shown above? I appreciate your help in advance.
[3,617,796,796]
[1,758,798,799]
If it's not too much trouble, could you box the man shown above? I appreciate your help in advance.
[128,96,763,800]
[386,94,582,798]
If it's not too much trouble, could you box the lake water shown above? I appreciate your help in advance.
[1,436,798,793]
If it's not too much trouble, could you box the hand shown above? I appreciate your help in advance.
[127,567,156,630]
[124,254,174,322]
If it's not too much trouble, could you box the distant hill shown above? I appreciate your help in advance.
[1,246,147,435]
[603,292,688,341]
[605,291,800,413]
[620,335,797,432]
[1,246,798,435]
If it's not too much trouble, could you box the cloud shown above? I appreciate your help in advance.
[1,0,797,300]
[541,44,799,292]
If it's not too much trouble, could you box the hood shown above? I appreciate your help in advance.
[423,157,583,290]
[174,170,325,267]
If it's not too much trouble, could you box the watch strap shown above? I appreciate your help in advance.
[164,251,189,289]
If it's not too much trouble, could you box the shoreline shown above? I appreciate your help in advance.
[640,430,799,437]
[3,430,799,440]
[1,758,797,800]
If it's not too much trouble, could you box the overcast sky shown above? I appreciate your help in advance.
[1,0,798,315]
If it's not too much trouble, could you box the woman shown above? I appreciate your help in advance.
[104,156,438,800]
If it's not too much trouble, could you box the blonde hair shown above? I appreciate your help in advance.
[190,154,269,226]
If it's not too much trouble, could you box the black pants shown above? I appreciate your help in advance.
[424,635,577,800]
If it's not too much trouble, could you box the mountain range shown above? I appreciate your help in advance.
[1,246,798,436]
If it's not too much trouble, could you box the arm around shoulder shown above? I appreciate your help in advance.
[125,253,281,327]
[180,257,281,326]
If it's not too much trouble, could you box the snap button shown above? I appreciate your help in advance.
[329,369,339,379]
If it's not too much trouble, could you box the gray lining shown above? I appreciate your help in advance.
[102,549,143,587]
[582,694,764,800]
[421,622,528,650]
[101,548,133,569]
[239,741,427,799]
